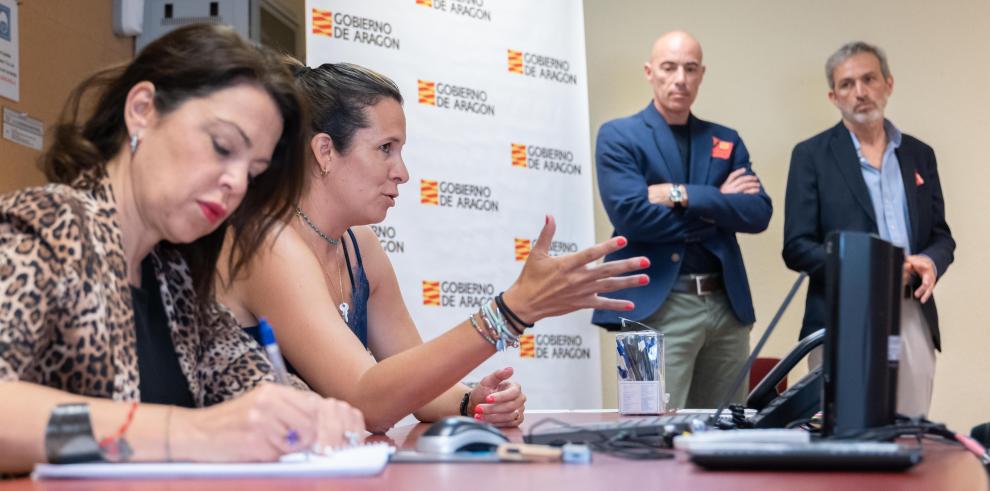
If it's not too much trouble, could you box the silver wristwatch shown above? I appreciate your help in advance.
[669,184,685,208]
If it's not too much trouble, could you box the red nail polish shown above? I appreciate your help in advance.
[626,303,634,311]
[475,405,484,414]
[486,395,495,403]
[640,258,650,268]
[639,276,649,285]
[616,237,627,247]
[545,214,549,225]
[474,414,482,420]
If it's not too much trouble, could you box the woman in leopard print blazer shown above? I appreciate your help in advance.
[0,24,363,473]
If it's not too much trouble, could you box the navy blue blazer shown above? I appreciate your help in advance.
[592,103,772,329]
[782,122,955,350]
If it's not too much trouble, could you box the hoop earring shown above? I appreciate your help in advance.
[129,133,140,155]
[319,166,329,177]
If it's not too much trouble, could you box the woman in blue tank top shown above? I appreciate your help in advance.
[217,62,649,433]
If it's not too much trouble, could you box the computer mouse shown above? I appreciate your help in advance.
[416,416,509,454]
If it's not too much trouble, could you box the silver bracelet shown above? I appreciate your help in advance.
[478,305,505,352]
[476,308,503,348]
[482,301,519,351]
[469,313,497,346]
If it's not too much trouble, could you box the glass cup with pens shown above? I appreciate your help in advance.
[616,318,666,415]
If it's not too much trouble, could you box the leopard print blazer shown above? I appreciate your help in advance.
[0,178,282,406]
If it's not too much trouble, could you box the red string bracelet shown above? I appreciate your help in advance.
[99,401,139,461]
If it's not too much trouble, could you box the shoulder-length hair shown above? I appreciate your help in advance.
[42,23,307,307]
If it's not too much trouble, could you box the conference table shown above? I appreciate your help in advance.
[2,411,986,490]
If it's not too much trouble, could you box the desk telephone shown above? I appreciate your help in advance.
[747,329,824,428]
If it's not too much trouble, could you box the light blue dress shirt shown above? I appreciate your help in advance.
[849,120,912,255]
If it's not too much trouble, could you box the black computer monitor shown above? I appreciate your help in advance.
[822,231,903,437]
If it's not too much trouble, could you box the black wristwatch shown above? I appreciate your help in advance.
[44,403,105,464]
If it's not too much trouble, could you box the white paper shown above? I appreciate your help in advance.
[3,107,42,150]
[618,380,662,415]
[32,444,392,480]
[0,0,18,101]
[888,335,901,362]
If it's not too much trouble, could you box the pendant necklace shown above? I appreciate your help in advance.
[333,244,349,323]
[296,207,350,322]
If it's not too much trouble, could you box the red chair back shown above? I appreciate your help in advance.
[749,357,787,393]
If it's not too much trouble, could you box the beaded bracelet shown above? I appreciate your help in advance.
[469,312,498,346]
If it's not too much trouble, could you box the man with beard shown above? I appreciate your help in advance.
[782,41,955,417]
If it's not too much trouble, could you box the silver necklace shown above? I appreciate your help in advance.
[295,207,349,322]
[296,207,339,246]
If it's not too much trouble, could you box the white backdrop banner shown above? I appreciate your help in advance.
[306,0,600,409]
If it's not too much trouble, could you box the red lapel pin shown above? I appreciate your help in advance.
[711,137,733,159]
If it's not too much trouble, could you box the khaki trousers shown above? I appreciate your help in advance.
[627,291,751,410]
[808,296,936,417]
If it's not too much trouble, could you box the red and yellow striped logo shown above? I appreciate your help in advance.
[420,179,439,205]
[312,8,333,37]
[508,49,524,74]
[511,143,527,168]
[417,80,436,105]
[422,280,441,306]
[514,238,531,261]
[416,0,433,6]
[519,334,535,358]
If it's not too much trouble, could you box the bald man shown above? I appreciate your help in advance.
[593,31,772,409]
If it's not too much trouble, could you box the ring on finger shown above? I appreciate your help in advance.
[285,429,300,447]
[344,430,360,447]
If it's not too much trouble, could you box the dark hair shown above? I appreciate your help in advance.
[42,23,306,307]
[825,41,892,90]
[287,60,402,154]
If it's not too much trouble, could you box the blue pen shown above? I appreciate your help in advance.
[645,336,657,381]
[258,317,290,386]
[258,318,300,448]
[616,344,629,380]
[617,340,640,380]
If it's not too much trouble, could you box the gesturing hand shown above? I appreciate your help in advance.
[720,168,761,195]
[501,215,649,323]
[469,367,526,427]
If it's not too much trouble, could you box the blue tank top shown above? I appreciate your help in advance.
[340,228,370,347]
[245,228,370,376]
